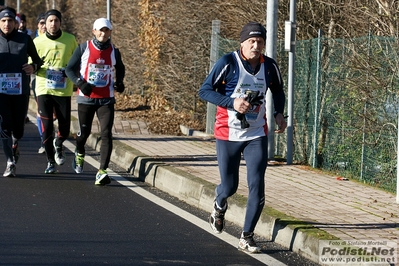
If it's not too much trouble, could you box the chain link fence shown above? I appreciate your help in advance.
[215,33,399,193]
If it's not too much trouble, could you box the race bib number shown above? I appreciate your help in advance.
[88,64,111,87]
[0,73,22,95]
[46,69,67,89]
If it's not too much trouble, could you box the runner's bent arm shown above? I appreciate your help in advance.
[65,43,84,84]
[27,37,43,72]
[198,53,235,108]
[114,48,125,84]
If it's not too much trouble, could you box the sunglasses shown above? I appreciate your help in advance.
[39,21,45,25]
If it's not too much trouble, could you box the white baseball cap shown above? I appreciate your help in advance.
[93,18,112,30]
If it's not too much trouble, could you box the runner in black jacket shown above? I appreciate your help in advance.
[0,7,42,177]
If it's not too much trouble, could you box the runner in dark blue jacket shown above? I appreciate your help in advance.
[199,22,287,253]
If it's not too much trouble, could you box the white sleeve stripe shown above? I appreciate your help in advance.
[212,64,230,86]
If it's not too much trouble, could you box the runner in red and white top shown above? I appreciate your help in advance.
[65,17,125,186]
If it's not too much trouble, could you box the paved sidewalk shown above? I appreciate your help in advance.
[29,95,399,264]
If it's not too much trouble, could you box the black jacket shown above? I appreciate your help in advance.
[0,30,42,95]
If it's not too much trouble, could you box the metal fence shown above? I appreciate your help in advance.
[216,33,399,193]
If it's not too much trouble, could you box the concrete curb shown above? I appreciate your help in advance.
[179,125,214,138]
[70,122,323,264]
[30,97,323,264]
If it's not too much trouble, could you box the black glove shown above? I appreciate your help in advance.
[235,91,264,129]
[114,82,125,93]
[247,90,264,106]
[61,69,67,77]
[77,79,93,96]
[236,112,250,129]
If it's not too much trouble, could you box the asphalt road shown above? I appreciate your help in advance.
[0,121,319,266]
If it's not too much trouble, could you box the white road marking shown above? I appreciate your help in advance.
[29,114,287,266]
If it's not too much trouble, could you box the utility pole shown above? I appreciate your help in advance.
[266,0,278,160]
[107,0,111,20]
[397,111,399,203]
[285,0,297,164]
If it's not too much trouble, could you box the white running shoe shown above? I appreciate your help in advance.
[72,152,85,174]
[3,163,16,177]
[53,139,65,165]
[238,232,261,253]
[95,169,111,185]
[38,146,45,154]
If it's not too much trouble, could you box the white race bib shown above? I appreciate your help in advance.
[88,63,111,87]
[46,69,67,89]
[0,73,22,95]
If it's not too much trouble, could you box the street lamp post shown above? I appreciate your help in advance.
[266,0,278,160]
[285,0,296,165]
[107,0,111,20]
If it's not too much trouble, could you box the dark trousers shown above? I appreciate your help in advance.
[0,94,29,163]
[215,136,268,233]
[0,94,29,139]
[76,103,114,170]
[37,95,71,162]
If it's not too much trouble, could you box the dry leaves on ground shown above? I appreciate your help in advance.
[115,94,205,135]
